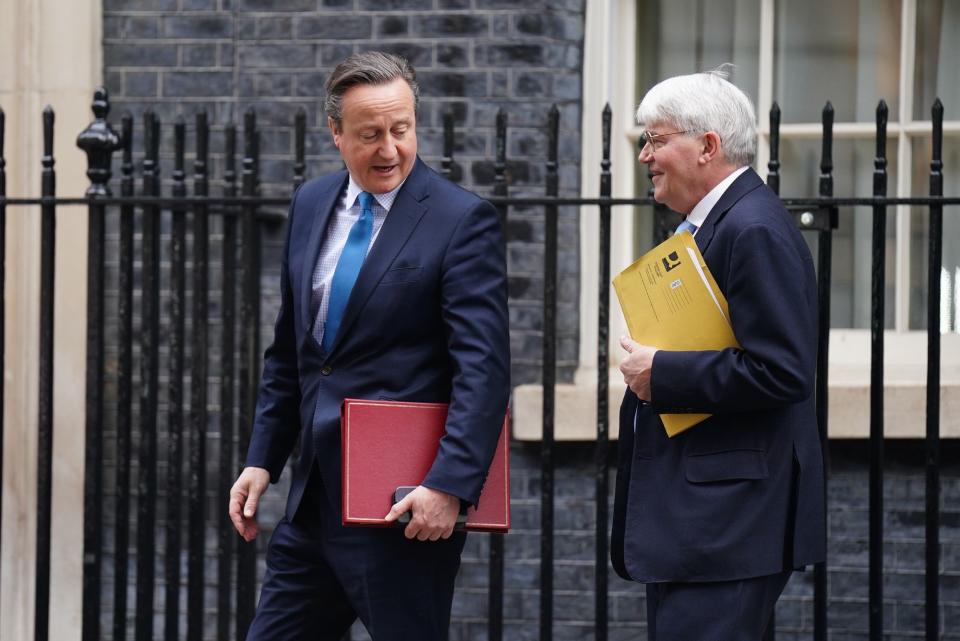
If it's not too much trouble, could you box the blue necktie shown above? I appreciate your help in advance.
[322,191,375,353]
[674,218,698,236]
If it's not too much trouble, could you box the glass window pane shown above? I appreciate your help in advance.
[909,134,960,331]
[778,137,898,329]
[636,0,760,106]
[914,0,960,121]
[773,0,900,123]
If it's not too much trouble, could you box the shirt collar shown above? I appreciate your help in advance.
[685,166,749,231]
[345,175,406,213]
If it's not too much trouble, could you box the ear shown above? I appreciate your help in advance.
[328,116,341,150]
[698,131,722,165]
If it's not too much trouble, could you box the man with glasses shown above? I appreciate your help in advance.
[612,69,826,640]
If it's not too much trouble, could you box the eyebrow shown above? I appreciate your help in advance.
[355,117,412,130]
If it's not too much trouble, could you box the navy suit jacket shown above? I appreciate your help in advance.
[611,168,826,583]
[246,158,511,522]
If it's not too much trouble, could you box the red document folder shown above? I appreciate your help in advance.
[341,399,510,532]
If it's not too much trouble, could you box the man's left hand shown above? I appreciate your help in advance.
[620,335,658,401]
[384,485,461,541]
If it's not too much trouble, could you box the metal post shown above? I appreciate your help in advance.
[165,117,187,641]
[35,104,56,641]
[236,109,260,639]
[488,108,508,641]
[767,103,781,193]
[442,111,455,182]
[540,104,560,641]
[764,102,782,641]
[218,122,238,641]
[188,109,210,641]
[868,100,889,641]
[595,103,612,641]
[924,99,944,641]
[76,86,121,641]
[813,102,835,641]
[136,110,161,641]
[294,107,306,190]
[114,111,135,641]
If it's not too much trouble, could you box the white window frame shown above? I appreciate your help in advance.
[513,0,960,440]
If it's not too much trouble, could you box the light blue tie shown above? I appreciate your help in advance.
[322,191,375,353]
[674,218,698,236]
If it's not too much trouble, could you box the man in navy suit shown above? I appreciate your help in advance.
[612,70,826,640]
[228,52,510,641]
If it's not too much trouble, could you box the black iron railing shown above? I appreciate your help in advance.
[0,88,956,641]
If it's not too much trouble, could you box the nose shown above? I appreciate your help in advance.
[378,135,398,159]
[638,140,654,163]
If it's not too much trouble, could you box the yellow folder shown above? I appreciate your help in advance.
[612,231,741,437]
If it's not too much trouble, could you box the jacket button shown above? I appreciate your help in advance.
[321,366,332,376]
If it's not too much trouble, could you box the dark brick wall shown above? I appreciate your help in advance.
[100,1,586,637]
[326,440,960,640]
[449,440,960,641]
[102,0,587,386]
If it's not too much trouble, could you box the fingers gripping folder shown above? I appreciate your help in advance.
[392,486,470,529]
[340,399,510,532]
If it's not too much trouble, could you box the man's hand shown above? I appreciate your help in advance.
[384,485,461,541]
[229,466,271,542]
[620,336,658,401]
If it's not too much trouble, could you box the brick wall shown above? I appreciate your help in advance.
[330,441,959,640]
[102,0,587,385]
[445,441,960,641]
[101,1,586,638]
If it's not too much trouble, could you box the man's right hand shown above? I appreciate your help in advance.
[619,335,658,401]
[229,466,271,542]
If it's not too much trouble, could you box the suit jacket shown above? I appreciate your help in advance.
[611,168,826,583]
[245,158,511,521]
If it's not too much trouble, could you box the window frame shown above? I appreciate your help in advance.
[621,0,960,333]
[560,0,960,442]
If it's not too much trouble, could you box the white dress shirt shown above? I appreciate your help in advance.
[310,176,404,345]
[682,165,749,235]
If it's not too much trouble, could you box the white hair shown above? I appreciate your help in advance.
[635,66,757,167]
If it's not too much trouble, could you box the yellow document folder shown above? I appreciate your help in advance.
[612,231,741,437]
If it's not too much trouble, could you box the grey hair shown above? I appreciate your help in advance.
[324,51,420,128]
[635,65,757,166]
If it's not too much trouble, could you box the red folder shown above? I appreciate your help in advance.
[341,399,510,532]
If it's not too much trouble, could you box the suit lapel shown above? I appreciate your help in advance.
[695,167,763,256]
[326,158,430,356]
[299,171,349,332]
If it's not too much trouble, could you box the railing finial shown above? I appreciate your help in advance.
[76,87,121,197]
[767,102,781,194]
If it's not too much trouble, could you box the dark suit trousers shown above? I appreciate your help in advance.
[645,571,792,641]
[246,470,466,641]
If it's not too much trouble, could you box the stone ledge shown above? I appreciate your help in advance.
[512,379,960,440]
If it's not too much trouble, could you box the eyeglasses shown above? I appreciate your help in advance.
[639,130,692,152]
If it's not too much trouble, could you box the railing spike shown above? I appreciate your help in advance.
[441,110,455,181]
[294,107,306,189]
[768,102,782,194]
